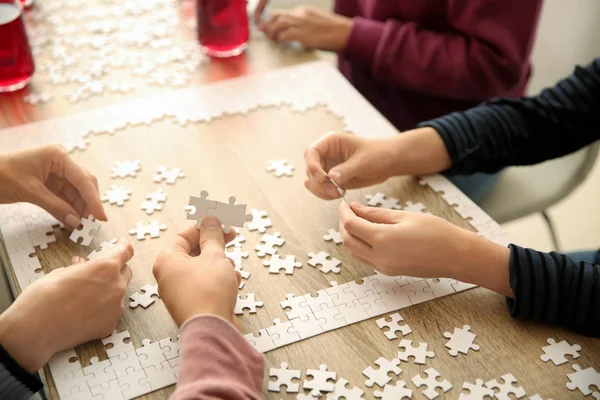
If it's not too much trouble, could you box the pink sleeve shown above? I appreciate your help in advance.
[170,315,264,400]
[342,0,542,100]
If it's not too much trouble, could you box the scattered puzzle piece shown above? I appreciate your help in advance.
[247,208,272,233]
[326,378,365,400]
[153,165,185,184]
[304,364,336,397]
[64,138,89,153]
[412,368,452,400]
[566,365,600,397]
[141,188,168,214]
[540,338,581,366]
[323,228,342,244]
[397,339,435,364]
[129,284,160,308]
[444,325,480,356]
[111,160,141,178]
[376,313,411,340]
[485,373,526,400]
[264,255,302,274]
[226,232,246,248]
[365,193,401,209]
[308,251,341,274]
[374,381,412,400]
[234,293,264,315]
[101,185,133,206]
[266,159,294,177]
[226,247,249,269]
[459,379,495,400]
[69,215,101,246]
[255,232,285,257]
[268,362,301,393]
[129,220,167,240]
[362,357,401,388]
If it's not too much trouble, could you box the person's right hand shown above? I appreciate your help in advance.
[153,218,240,328]
[0,239,134,373]
[304,132,400,199]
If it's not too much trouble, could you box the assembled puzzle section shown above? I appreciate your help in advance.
[186,190,252,233]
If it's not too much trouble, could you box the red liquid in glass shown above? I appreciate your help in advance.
[20,0,33,9]
[0,3,34,92]
[197,0,249,57]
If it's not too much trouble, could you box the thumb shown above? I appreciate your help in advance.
[328,156,363,187]
[350,203,403,224]
[33,184,80,230]
[199,217,226,255]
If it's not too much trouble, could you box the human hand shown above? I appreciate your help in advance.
[304,132,400,200]
[0,239,133,373]
[254,0,269,24]
[260,5,352,52]
[0,145,107,230]
[338,202,512,296]
[304,129,454,200]
[153,218,240,328]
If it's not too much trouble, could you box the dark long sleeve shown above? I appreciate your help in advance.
[418,58,600,174]
[0,345,42,399]
[507,245,600,337]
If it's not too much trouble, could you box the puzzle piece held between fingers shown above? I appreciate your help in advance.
[69,215,101,246]
[186,191,252,233]
[129,284,160,308]
[87,238,118,260]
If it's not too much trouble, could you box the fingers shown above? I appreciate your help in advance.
[170,224,201,255]
[350,202,403,224]
[338,201,381,244]
[223,227,237,245]
[60,150,107,222]
[198,217,226,256]
[262,13,294,40]
[254,0,268,24]
[277,26,301,44]
[71,255,86,265]
[304,140,329,184]
[32,183,81,230]
[105,238,135,267]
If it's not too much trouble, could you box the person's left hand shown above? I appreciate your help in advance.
[0,145,107,230]
[260,5,353,52]
[338,201,481,277]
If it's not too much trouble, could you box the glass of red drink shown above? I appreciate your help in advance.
[20,0,33,9]
[196,0,249,58]
[0,0,34,92]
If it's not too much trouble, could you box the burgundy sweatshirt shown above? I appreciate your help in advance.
[335,0,543,131]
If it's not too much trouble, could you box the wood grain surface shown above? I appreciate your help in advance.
[0,3,598,398]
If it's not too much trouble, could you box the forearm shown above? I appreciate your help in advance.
[389,128,452,176]
[419,59,600,174]
[171,315,264,400]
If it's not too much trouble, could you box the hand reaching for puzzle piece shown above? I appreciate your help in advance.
[0,145,107,230]
[0,238,133,373]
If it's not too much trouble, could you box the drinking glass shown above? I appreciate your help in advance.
[0,0,35,92]
[196,0,249,58]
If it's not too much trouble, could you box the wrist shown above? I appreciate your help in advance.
[391,127,452,176]
[0,153,18,204]
[0,308,53,373]
[450,229,512,297]
[329,16,352,52]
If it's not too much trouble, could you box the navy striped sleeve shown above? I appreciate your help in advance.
[418,58,600,174]
[0,345,42,399]
[507,244,600,337]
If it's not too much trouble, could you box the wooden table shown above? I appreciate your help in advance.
[0,5,598,400]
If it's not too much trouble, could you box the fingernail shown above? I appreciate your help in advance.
[71,256,81,264]
[201,217,220,229]
[327,187,338,197]
[65,214,80,230]
[329,170,341,180]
